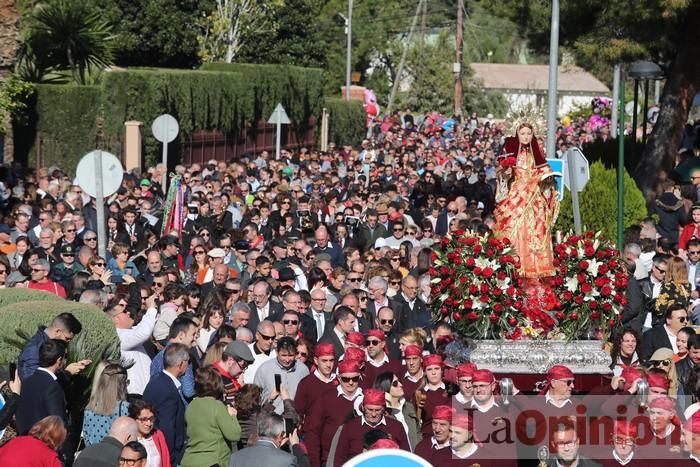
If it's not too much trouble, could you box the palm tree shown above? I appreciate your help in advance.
[22,0,115,84]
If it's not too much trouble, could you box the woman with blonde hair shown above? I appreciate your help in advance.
[82,363,130,445]
[0,415,66,466]
[399,328,428,356]
[655,256,691,324]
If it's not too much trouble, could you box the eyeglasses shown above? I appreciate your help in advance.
[340,375,361,383]
[93,262,105,267]
[649,359,672,367]
[297,351,308,358]
[31,268,45,273]
[422,229,432,233]
[675,316,688,323]
[366,339,381,346]
[153,282,165,287]
[393,228,404,232]
[230,289,241,294]
[259,333,275,341]
[235,358,249,369]
[391,379,402,388]
[380,319,394,325]
[201,232,211,237]
[0,269,7,274]
[359,297,368,302]
[312,298,327,302]
[85,237,97,241]
[448,210,458,214]
[194,250,205,255]
[65,229,76,233]
[557,379,575,386]
[689,250,700,255]
[613,437,634,446]
[348,277,362,282]
[136,416,155,423]
[119,457,146,466]
[283,319,299,325]
[654,265,667,275]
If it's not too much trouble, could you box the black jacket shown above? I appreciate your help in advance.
[640,325,673,362]
[653,192,686,243]
[15,369,66,434]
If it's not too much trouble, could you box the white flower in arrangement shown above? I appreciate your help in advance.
[475,257,491,269]
[565,276,578,292]
[586,259,600,277]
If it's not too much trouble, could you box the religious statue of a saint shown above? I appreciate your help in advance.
[492,123,559,279]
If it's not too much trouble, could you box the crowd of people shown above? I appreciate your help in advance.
[0,111,698,467]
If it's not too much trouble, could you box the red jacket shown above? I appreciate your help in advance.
[28,279,66,298]
[0,435,62,467]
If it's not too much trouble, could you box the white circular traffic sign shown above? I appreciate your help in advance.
[152,114,179,143]
[76,150,124,198]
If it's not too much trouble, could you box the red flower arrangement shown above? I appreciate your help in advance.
[429,231,524,339]
[430,230,627,341]
[548,231,627,339]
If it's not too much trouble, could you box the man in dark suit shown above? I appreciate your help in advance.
[640,304,687,361]
[247,280,285,332]
[312,225,345,268]
[143,343,190,466]
[366,276,401,325]
[304,288,333,342]
[546,420,601,467]
[15,339,68,434]
[320,306,357,358]
[434,200,458,237]
[121,207,147,254]
[393,275,431,333]
[340,292,372,334]
[74,417,138,467]
[228,412,307,467]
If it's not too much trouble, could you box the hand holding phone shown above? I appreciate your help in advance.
[274,374,282,392]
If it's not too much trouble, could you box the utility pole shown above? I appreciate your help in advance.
[454,0,464,116]
[386,0,424,113]
[345,0,353,101]
[545,0,560,157]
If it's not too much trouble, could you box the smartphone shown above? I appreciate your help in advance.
[274,374,282,392]
[125,267,133,276]
[9,362,16,381]
[284,417,295,435]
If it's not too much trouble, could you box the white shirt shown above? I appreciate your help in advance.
[451,443,478,459]
[361,415,387,427]
[664,325,679,353]
[612,449,634,465]
[367,353,389,367]
[139,436,162,467]
[471,397,498,413]
[257,302,270,323]
[404,370,423,383]
[689,261,699,291]
[431,436,450,449]
[401,293,416,310]
[37,367,57,381]
[545,392,572,408]
[455,392,471,404]
[311,309,326,337]
[243,343,276,384]
[163,369,182,391]
[118,307,157,394]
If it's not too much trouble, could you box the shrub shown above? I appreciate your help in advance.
[324,98,365,146]
[0,300,120,366]
[555,161,647,239]
[0,288,64,308]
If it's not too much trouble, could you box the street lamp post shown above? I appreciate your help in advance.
[628,60,664,159]
[617,71,625,249]
[343,0,353,101]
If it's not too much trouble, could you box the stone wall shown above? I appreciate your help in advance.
[0,0,19,77]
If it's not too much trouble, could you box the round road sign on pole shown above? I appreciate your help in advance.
[152,114,179,143]
[152,114,179,192]
[76,150,124,198]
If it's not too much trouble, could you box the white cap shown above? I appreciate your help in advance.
[208,248,226,258]
[374,238,386,249]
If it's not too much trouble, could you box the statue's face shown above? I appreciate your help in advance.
[518,126,533,145]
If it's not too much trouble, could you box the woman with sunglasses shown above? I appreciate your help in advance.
[373,371,421,450]
[197,228,214,250]
[87,255,112,285]
[188,245,210,285]
[648,347,679,398]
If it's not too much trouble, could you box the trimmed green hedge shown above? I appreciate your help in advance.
[325,98,365,147]
[555,161,647,239]
[17,64,326,171]
[0,299,120,366]
[0,287,64,308]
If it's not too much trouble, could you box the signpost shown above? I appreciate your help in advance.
[152,114,179,191]
[563,148,590,235]
[267,103,291,160]
[76,151,123,258]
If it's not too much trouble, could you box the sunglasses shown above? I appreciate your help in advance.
[366,339,382,346]
[340,375,361,383]
[649,359,671,367]
[230,289,241,293]
[259,333,275,341]
[31,268,45,273]
[85,237,97,241]
[359,297,368,302]
[201,232,211,237]
[93,262,105,267]
[380,319,394,325]
[153,282,165,287]
[557,379,575,386]
[393,228,404,232]
[390,280,401,286]
[348,277,362,282]
[65,229,76,233]
[283,319,299,325]
[391,380,402,388]
[194,250,206,255]
[297,351,308,358]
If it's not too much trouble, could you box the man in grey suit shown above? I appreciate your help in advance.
[229,412,309,467]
